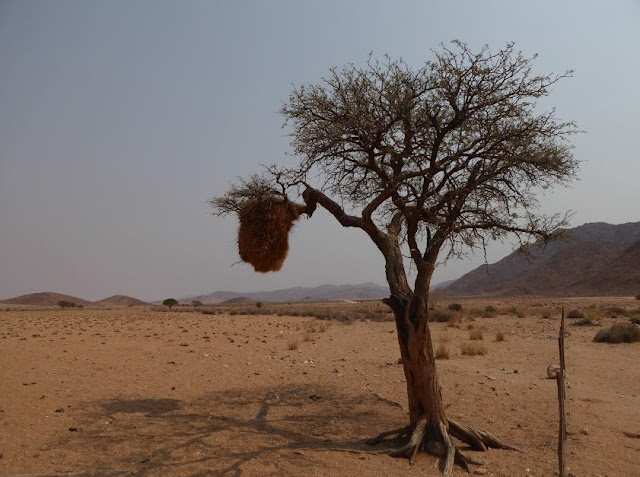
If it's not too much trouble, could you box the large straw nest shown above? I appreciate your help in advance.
[237,197,305,272]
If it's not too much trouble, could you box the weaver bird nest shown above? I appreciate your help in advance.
[237,197,306,272]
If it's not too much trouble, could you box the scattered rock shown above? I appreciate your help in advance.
[54,407,65,413]
[547,363,562,379]
[474,468,488,475]
[580,428,589,435]
[23,381,36,386]
[309,394,322,401]
[68,427,79,432]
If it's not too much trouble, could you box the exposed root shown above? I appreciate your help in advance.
[449,419,522,452]
[366,418,519,475]
[364,425,411,445]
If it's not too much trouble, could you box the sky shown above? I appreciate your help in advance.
[1,1,639,301]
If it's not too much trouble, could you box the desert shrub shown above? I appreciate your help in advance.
[447,318,462,328]
[435,342,450,360]
[431,310,454,323]
[191,300,203,307]
[57,300,77,309]
[302,330,315,342]
[603,306,627,317]
[566,309,584,319]
[255,301,263,308]
[573,318,598,327]
[461,341,488,356]
[593,323,640,344]
[630,316,640,325]
[287,337,299,350]
[163,298,179,309]
[469,329,483,340]
[483,305,497,317]
[448,303,463,312]
[635,293,640,300]
[495,331,506,342]
[200,309,217,315]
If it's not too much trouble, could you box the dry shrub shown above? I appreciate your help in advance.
[435,342,450,360]
[447,318,462,329]
[238,198,304,272]
[287,337,299,350]
[566,309,584,319]
[495,331,506,342]
[431,310,454,323]
[594,323,640,343]
[302,330,315,342]
[469,329,483,340]
[461,341,488,356]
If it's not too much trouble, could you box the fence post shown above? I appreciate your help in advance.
[556,306,567,477]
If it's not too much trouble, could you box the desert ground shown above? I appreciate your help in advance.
[1,297,639,477]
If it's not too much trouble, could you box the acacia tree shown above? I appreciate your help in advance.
[212,42,577,474]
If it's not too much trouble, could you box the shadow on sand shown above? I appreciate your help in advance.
[53,384,404,477]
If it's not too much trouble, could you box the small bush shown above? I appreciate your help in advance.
[635,293,640,300]
[573,318,598,327]
[191,300,203,307]
[484,305,497,313]
[603,306,627,317]
[302,330,315,342]
[566,309,584,319]
[461,341,488,356]
[630,316,640,325]
[447,318,462,329]
[594,323,640,344]
[431,310,454,323]
[448,303,463,312]
[57,300,77,309]
[256,301,263,309]
[286,338,299,350]
[435,342,450,360]
[495,331,506,342]
[469,329,483,340]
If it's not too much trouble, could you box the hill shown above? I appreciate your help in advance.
[441,222,640,296]
[185,282,390,304]
[94,295,150,306]
[0,292,93,307]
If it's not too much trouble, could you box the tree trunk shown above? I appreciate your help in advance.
[386,290,450,440]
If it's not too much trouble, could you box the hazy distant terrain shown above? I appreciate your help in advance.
[442,222,640,296]
[184,282,390,304]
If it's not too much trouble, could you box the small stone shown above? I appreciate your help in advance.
[513,369,519,374]
[331,368,340,373]
[580,428,589,435]
[309,394,322,401]
[54,408,65,413]
[68,427,79,432]
[474,468,488,475]
[547,363,562,379]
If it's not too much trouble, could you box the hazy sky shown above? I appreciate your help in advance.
[1,1,639,301]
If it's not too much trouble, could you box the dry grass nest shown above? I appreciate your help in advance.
[238,197,305,272]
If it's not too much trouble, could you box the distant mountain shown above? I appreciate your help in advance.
[441,222,640,297]
[0,292,93,307]
[94,295,150,306]
[185,282,390,304]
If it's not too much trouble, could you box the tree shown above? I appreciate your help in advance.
[163,298,179,309]
[212,42,578,474]
[57,300,77,309]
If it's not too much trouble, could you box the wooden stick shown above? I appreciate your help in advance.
[8,470,134,477]
[556,306,567,477]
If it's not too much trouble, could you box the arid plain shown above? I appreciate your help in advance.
[1,297,639,477]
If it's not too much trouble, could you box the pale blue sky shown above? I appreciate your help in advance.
[1,1,639,301]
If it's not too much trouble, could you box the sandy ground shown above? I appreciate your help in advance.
[1,299,639,477]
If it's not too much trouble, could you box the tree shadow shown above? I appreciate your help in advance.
[54,384,403,476]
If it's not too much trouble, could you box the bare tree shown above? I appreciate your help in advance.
[212,41,578,474]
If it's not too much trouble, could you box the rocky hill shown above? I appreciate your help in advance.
[0,292,93,307]
[441,222,640,297]
[94,295,150,306]
[185,282,390,304]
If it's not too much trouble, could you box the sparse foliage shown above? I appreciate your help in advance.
[57,300,77,309]
[212,41,577,474]
[163,298,179,309]
[435,342,450,359]
[566,310,584,319]
[448,303,463,312]
[594,323,640,344]
[461,341,488,356]
[191,300,203,307]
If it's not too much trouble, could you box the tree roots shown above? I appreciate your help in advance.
[365,419,520,475]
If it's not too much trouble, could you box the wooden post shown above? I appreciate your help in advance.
[556,306,567,477]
